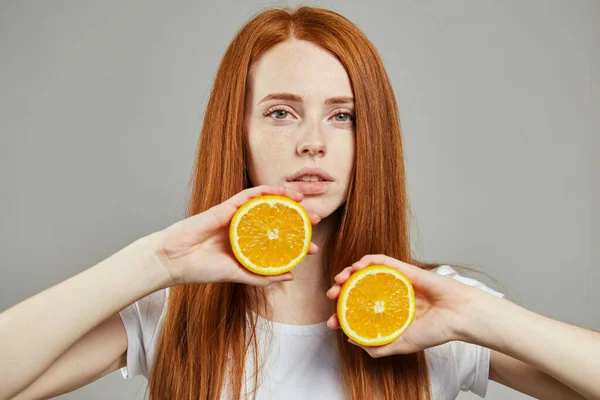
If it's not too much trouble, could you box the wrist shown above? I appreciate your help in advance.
[452,286,502,345]
[128,231,177,290]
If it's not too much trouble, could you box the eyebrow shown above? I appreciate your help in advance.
[258,92,354,105]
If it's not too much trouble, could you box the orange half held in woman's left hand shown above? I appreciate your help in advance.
[337,265,416,346]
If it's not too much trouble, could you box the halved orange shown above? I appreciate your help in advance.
[229,195,312,276]
[337,265,416,346]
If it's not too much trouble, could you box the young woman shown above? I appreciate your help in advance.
[1,6,598,400]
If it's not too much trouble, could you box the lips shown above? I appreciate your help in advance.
[286,167,334,183]
[286,167,334,195]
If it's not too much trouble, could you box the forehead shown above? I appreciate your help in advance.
[249,39,354,101]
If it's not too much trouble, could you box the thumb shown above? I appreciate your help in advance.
[261,272,294,286]
[385,336,420,355]
[237,269,294,287]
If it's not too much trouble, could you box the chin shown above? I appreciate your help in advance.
[299,195,345,220]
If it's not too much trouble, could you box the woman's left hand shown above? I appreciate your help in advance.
[326,254,481,357]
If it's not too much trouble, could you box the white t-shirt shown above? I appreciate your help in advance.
[118,265,504,399]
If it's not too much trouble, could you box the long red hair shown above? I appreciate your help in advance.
[150,6,439,399]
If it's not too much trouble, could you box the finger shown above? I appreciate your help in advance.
[352,254,405,270]
[229,185,287,208]
[326,313,341,329]
[352,254,398,269]
[228,185,305,211]
[210,185,304,228]
[308,212,321,225]
[326,284,341,299]
[380,338,416,355]
[352,254,422,282]
[347,339,394,358]
[236,268,294,287]
[334,266,354,284]
[244,185,304,204]
[281,186,305,203]
[206,186,287,226]
[308,242,319,255]
[260,271,294,286]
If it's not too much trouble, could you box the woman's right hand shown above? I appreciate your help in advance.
[149,185,320,287]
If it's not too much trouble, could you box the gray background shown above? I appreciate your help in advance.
[0,0,597,399]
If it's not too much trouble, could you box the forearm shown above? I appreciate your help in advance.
[0,233,169,400]
[462,291,600,399]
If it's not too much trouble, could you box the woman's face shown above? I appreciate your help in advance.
[245,39,355,219]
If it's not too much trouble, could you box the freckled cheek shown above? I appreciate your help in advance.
[328,134,355,180]
[246,130,295,184]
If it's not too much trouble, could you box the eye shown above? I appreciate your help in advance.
[332,111,355,123]
[264,107,294,120]
[272,110,289,119]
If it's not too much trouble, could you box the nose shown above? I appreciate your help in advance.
[297,122,327,157]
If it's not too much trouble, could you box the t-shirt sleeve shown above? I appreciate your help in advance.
[118,288,168,379]
[451,340,491,397]
[434,265,505,398]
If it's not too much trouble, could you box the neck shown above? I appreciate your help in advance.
[290,212,337,283]
[262,210,340,324]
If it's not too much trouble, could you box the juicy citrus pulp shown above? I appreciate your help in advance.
[229,195,312,276]
[337,265,416,346]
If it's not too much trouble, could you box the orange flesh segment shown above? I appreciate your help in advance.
[345,273,412,339]
[236,202,306,269]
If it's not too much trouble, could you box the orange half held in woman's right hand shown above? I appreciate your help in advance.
[229,195,312,276]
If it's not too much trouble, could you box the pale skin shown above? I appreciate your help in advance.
[327,256,600,399]
[243,39,354,324]
[0,38,598,400]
